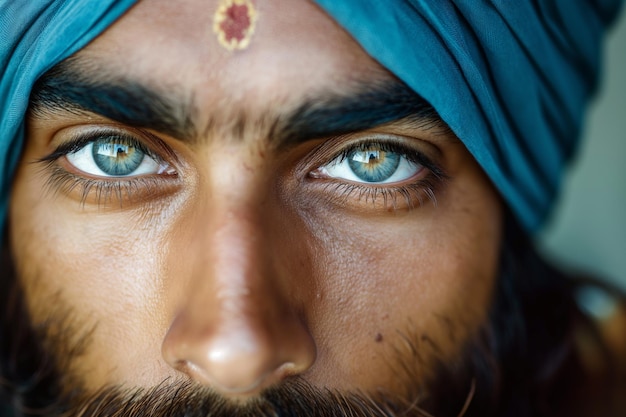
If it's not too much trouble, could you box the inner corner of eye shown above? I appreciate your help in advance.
[157,163,177,176]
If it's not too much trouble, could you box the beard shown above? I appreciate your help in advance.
[0,290,490,417]
[0,262,493,417]
[35,377,474,417]
[1,212,576,417]
[8,338,489,417]
[1,285,492,417]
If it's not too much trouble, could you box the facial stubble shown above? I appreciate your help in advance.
[0,250,491,417]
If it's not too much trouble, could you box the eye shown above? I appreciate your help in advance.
[312,143,423,184]
[302,138,446,212]
[66,134,171,177]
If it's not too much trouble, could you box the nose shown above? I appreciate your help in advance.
[161,203,316,395]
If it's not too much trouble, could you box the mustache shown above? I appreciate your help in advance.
[55,377,444,417]
[0,247,483,417]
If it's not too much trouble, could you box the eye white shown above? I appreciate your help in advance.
[318,152,422,184]
[66,142,163,178]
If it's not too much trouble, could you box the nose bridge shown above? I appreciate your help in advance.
[162,190,316,394]
[199,203,287,333]
[210,203,270,307]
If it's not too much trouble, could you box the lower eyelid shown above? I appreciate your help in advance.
[47,169,181,208]
[39,153,181,208]
[310,166,426,187]
[303,175,443,213]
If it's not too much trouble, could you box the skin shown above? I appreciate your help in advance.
[8,0,502,406]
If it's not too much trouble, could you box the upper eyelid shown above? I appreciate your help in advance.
[41,126,180,165]
[333,140,427,162]
[314,132,439,158]
[303,134,445,176]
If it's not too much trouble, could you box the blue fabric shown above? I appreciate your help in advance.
[314,0,622,230]
[0,0,137,232]
[0,1,622,232]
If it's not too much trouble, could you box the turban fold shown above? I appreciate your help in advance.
[314,0,623,230]
[0,1,622,232]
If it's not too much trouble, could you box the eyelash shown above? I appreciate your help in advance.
[37,130,178,207]
[37,131,446,211]
[308,139,447,210]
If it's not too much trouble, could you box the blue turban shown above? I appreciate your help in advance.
[0,0,136,230]
[0,1,622,232]
[314,0,623,230]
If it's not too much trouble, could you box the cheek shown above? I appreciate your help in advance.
[298,186,500,389]
[9,169,176,388]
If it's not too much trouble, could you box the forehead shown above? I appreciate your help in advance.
[79,0,390,113]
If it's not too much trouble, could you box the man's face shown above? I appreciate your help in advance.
[8,0,501,411]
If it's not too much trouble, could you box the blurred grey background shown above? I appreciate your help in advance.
[539,10,626,289]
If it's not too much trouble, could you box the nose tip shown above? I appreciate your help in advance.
[162,311,316,395]
[178,334,309,394]
[183,360,266,395]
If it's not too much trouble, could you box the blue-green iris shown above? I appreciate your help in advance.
[92,138,145,176]
[347,149,400,183]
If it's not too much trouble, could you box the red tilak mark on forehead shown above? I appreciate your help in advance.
[213,0,258,51]
[220,4,251,43]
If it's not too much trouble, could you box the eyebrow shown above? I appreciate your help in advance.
[29,57,446,148]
